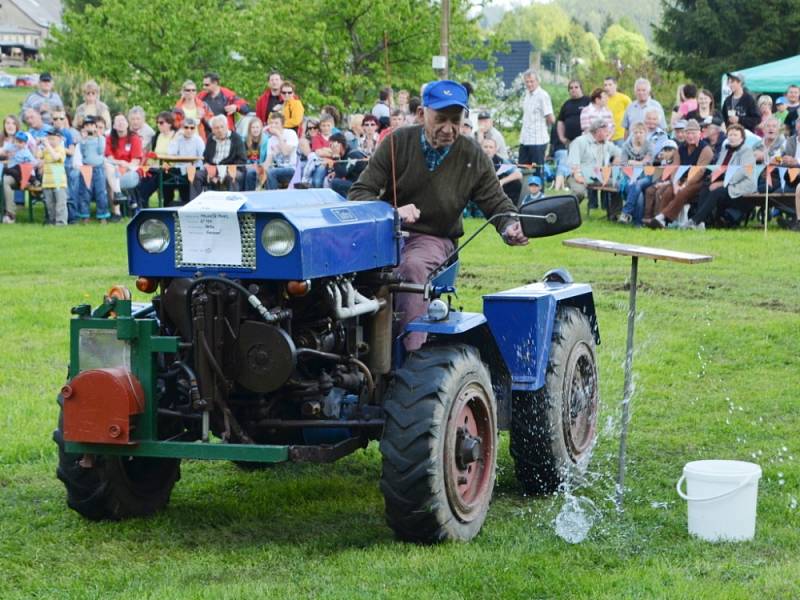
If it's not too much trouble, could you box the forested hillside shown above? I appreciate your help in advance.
[556,0,662,40]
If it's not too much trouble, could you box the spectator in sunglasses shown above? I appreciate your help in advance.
[278,81,304,133]
[74,80,111,129]
[175,79,211,141]
[358,114,380,156]
[167,118,205,204]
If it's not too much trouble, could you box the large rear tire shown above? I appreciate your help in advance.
[54,395,181,520]
[510,307,599,494]
[380,345,497,543]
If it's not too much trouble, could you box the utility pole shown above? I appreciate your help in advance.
[439,0,449,79]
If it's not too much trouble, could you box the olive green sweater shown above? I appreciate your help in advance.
[348,125,517,239]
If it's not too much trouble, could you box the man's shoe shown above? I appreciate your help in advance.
[647,214,666,229]
[2,214,15,224]
[109,214,122,223]
[617,213,632,225]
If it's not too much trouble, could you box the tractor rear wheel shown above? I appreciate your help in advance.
[54,395,181,520]
[380,345,497,543]
[510,306,599,494]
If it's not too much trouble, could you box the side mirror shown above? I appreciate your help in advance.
[518,194,582,238]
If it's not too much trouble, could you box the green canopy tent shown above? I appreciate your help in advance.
[721,55,800,97]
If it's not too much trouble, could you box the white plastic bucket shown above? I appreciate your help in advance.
[676,460,762,542]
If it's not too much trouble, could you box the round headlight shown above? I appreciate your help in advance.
[138,218,170,254]
[427,298,450,321]
[261,219,296,257]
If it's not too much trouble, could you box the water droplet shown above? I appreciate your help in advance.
[554,494,597,544]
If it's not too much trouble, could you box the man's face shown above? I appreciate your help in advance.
[129,113,143,129]
[460,123,473,136]
[481,139,497,158]
[568,82,582,99]
[52,112,68,128]
[390,114,404,129]
[660,148,676,161]
[787,86,800,104]
[211,121,227,140]
[632,128,646,145]
[591,127,609,143]
[330,140,344,158]
[478,117,491,132]
[674,128,686,143]
[268,118,283,133]
[635,84,649,103]
[644,112,659,131]
[319,120,333,136]
[524,75,538,92]
[203,78,219,94]
[39,78,53,94]
[269,73,282,92]
[727,77,742,94]
[764,120,778,139]
[603,79,617,96]
[684,129,700,145]
[182,122,196,138]
[423,106,463,149]
[703,125,719,142]
[25,109,42,128]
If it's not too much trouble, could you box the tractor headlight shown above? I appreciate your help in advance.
[137,218,170,254]
[261,219,296,257]
[427,298,449,321]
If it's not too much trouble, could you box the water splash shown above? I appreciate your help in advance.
[554,494,598,544]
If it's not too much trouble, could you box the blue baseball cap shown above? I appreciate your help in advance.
[528,175,542,187]
[776,96,788,106]
[422,80,469,111]
[14,131,28,142]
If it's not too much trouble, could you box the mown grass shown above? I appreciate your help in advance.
[0,211,798,599]
[0,87,28,119]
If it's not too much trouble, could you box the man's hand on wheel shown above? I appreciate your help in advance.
[503,221,528,246]
[398,204,420,223]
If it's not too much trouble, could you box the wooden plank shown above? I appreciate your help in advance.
[563,238,713,264]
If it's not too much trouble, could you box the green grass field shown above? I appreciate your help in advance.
[0,209,798,598]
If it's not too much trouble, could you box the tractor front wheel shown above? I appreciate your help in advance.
[510,306,598,494]
[54,396,181,520]
[380,345,497,543]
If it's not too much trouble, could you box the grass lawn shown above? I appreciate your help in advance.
[0,87,28,119]
[0,209,798,599]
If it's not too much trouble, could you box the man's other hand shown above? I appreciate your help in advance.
[398,204,420,223]
[503,221,528,246]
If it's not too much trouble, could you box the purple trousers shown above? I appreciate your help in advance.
[396,232,455,351]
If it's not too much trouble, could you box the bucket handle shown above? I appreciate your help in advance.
[676,473,757,503]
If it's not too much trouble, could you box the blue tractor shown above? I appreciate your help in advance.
[55,189,599,543]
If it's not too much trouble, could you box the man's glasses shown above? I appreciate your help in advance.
[157,120,168,125]
[183,88,196,92]
[184,125,195,130]
[308,125,319,129]
[85,91,97,96]
[281,90,293,95]
[363,122,377,126]
[53,116,66,121]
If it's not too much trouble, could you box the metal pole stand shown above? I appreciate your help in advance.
[563,238,713,511]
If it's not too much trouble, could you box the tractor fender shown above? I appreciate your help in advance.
[482,281,599,393]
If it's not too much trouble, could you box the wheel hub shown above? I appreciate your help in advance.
[455,427,483,471]
[562,342,598,458]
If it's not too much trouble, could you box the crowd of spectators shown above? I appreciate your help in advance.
[1,68,798,231]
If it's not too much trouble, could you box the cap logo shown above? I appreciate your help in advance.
[443,90,453,96]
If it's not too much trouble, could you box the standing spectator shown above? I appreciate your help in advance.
[358,114,380,156]
[557,80,590,148]
[783,85,800,133]
[327,132,367,197]
[604,76,631,145]
[255,71,283,124]
[167,118,205,205]
[671,84,698,127]
[105,114,143,217]
[580,88,615,138]
[476,111,508,159]
[686,89,722,124]
[396,89,410,114]
[519,69,554,178]
[2,131,39,224]
[622,78,667,131]
[278,81,304,132]
[482,137,522,206]
[73,80,111,129]
[260,112,298,190]
[243,117,265,191]
[566,119,621,203]
[378,109,407,145]
[38,128,68,225]
[76,116,110,223]
[20,72,64,124]
[175,80,211,141]
[198,72,250,132]
[127,107,155,151]
[372,87,393,124]
[51,110,82,223]
[721,72,759,132]
[190,114,246,199]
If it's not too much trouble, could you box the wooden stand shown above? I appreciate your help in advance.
[563,238,713,510]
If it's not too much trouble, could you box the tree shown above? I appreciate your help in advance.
[493,3,573,52]
[601,24,648,67]
[654,0,800,93]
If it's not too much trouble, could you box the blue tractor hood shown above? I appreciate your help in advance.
[128,190,398,280]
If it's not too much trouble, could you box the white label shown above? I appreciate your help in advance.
[177,192,247,265]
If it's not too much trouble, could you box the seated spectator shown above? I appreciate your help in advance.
[297,118,318,167]
[190,114,246,199]
[255,71,283,124]
[690,124,756,228]
[2,131,39,223]
[686,88,722,125]
[649,119,713,228]
[137,112,178,206]
[701,116,727,161]
[617,122,654,225]
[580,88,615,138]
[671,84,698,127]
[721,72,759,132]
[198,72,249,132]
[278,81,304,132]
[774,96,789,128]
[567,119,621,203]
[755,95,774,137]
[754,117,786,192]
[672,120,687,144]
[1,114,23,159]
[127,107,154,151]
[520,175,545,206]
[321,105,342,133]
[307,114,335,187]
[20,72,64,124]
[476,111,508,159]
[641,140,679,223]
[73,80,111,129]
[644,108,669,157]
[76,116,110,222]
[260,112,298,190]
[243,117,265,191]
[346,114,364,151]
[23,107,49,140]
[482,137,522,206]
[166,118,205,205]
[327,132,367,196]
[358,114,380,156]
[104,114,143,217]
[38,127,68,225]
[175,80,211,141]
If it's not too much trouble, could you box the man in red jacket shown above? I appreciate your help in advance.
[255,71,283,124]
[198,72,249,132]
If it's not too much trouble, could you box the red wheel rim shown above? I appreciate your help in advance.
[444,381,495,523]
[562,341,598,458]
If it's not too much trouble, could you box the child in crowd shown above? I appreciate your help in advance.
[39,127,69,225]
[520,176,545,206]
[774,97,788,128]
[77,116,110,223]
[2,131,40,224]
[617,122,654,225]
